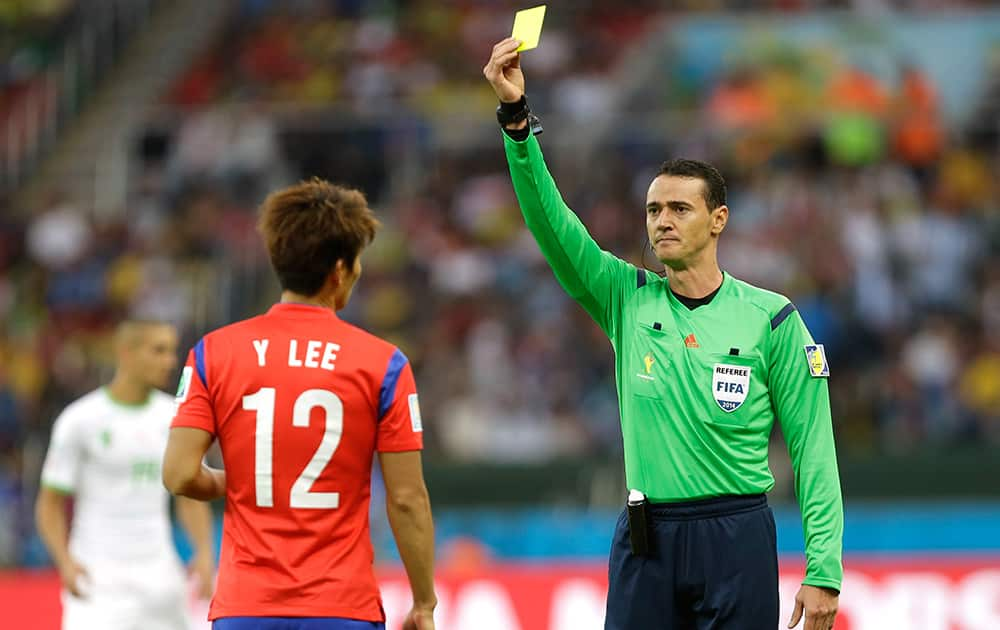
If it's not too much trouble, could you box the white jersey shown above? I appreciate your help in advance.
[40,387,179,567]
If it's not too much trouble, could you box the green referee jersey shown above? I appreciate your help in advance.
[504,132,844,591]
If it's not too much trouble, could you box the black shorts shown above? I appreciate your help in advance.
[605,494,779,630]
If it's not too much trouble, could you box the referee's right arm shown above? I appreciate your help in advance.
[486,37,632,337]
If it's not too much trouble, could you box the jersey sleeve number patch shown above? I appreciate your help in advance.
[712,363,751,412]
[804,344,830,377]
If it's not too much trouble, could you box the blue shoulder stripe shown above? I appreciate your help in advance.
[193,338,208,387]
[770,303,797,330]
[637,268,646,288]
[378,349,409,420]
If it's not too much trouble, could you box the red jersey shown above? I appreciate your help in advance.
[172,303,423,621]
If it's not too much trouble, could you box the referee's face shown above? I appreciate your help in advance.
[646,175,727,267]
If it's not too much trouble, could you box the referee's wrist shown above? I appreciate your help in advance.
[497,94,529,127]
[498,94,541,140]
[499,94,527,115]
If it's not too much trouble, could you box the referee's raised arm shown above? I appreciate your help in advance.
[482,38,527,127]
[484,39,633,338]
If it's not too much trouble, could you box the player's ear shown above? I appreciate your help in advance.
[328,258,355,289]
[711,205,728,236]
[332,258,353,281]
[319,265,342,295]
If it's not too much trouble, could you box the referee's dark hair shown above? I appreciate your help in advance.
[658,159,727,211]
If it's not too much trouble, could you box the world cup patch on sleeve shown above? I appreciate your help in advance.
[408,393,423,432]
[712,363,751,412]
[175,366,192,402]
[804,344,829,377]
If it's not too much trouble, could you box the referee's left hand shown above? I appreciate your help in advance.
[789,584,838,630]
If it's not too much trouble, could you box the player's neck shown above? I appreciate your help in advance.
[280,290,338,312]
[665,262,724,299]
[106,373,152,407]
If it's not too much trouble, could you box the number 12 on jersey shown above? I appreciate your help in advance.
[242,387,343,509]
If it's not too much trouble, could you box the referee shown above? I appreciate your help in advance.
[484,39,843,630]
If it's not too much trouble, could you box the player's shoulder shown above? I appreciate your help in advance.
[64,387,110,415]
[199,313,270,344]
[190,314,274,366]
[149,389,176,410]
[340,319,406,365]
[54,388,108,427]
[726,275,795,321]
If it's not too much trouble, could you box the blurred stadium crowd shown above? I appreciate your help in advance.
[1,0,999,565]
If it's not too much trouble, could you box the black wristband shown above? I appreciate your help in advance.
[497,95,543,137]
[497,95,529,127]
[499,95,527,115]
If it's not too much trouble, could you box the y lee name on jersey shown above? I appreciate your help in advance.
[251,338,341,371]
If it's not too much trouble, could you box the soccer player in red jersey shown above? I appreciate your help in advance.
[162,180,437,630]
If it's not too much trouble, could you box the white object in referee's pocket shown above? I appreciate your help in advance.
[628,489,646,506]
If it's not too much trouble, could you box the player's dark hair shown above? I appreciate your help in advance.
[658,159,727,211]
[258,178,380,296]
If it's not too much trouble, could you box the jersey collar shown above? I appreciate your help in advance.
[665,271,731,310]
[102,386,152,409]
[268,302,340,319]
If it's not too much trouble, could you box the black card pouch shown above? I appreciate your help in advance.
[626,491,650,556]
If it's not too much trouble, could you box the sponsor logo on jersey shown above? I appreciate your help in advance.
[175,366,192,402]
[712,363,751,412]
[100,428,112,449]
[684,333,699,348]
[804,344,829,377]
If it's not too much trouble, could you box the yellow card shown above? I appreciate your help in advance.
[512,5,546,52]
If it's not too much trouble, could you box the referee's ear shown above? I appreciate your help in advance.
[710,204,729,236]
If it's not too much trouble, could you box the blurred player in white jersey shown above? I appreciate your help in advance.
[35,320,216,630]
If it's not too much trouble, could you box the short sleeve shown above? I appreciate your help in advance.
[171,345,216,436]
[40,407,85,494]
[376,349,423,452]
